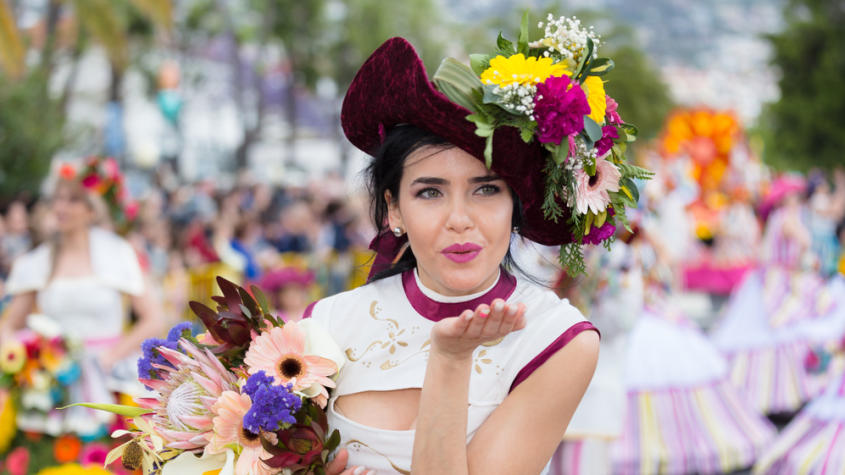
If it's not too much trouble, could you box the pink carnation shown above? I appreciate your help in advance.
[606,95,623,124]
[534,76,590,145]
[582,221,616,245]
[595,125,619,157]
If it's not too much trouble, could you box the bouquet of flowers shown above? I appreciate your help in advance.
[0,314,83,435]
[433,12,652,274]
[68,277,344,475]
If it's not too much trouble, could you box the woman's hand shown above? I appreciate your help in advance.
[325,448,374,475]
[430,299,526,359]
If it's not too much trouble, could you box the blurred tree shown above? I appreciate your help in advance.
[0,0,171,202]
[0,72,65,203]
[760,0,845,172]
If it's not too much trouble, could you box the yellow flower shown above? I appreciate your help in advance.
[583,76,607,124]
[0,390,15,454]
[480,54,569,87]
[36,464,112,475]
[0,340,26,374]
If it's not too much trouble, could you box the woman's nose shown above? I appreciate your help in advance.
[445,197,474,232]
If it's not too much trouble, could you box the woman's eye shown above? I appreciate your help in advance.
[416,188,441,199]
[476,184,501,196]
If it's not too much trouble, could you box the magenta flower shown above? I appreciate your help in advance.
[534,76,591,145]
[582,222,616,244]
[595,125,619,157]
[606,95,623,124]
[80,442,110,465]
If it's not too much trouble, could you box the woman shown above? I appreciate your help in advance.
[0,167,164,437]
[313,36,602,474]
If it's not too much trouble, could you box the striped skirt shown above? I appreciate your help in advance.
[612,380,777,474]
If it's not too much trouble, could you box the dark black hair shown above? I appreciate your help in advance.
[365,125,527,282]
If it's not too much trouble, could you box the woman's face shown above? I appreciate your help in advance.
[51,184,93,233]
[387,146,513,296]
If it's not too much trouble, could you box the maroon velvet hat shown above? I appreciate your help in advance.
[341,37,574,247]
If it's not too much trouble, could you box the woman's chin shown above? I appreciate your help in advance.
[434,265,498,296]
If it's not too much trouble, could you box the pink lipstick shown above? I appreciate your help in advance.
[441,243,482,263]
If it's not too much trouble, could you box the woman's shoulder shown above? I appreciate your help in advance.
[304,273,402,324]
[6,243,51,294]
[89,227,145,295]
[511,276,586,326]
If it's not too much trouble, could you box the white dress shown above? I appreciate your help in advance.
[6,227,144,437]
[306,268,596,474]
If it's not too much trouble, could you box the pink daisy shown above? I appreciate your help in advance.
[207,391,275,475]
[574,156,621,215]
[243,324,338,406]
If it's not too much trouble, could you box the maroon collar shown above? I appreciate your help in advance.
[401,269,517,322]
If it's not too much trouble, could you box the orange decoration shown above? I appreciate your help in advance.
[53,433,83,463]
[59,163,76,180]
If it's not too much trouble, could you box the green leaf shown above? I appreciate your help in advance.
[619,122,638,142]
[482,84,506,105]
[469,54,491,76]
[517,10,530,54]
[433,58,485,112]
[560,243,587,277]
[468,113,495,137]
[583,116,603,142]
[250,284,271,316]
[326,429,341,453]
[551,143,568,165]
[574,37,595,82]
[483,133,494,168]
[497,33,515,56]
[618,162,655,180]
[519,126,534,143]
[620,177,640,203]
[59,403,152,417]
[588,57,615,76]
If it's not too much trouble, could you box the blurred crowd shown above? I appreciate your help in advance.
[0,164,376,326]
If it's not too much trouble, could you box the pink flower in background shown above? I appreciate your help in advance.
[6,446,30,475]
[606,95,623,124]
[574,156,622,215]
[80,442,110,466]
[534,76,590,145]
[81,174,101,189]
[567,134,577,161]
[595,125,619,157]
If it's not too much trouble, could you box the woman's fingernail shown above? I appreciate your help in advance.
[506,305,516,317]
[353,467,365,475]
[493,301,505,312]
[479,307,490,318]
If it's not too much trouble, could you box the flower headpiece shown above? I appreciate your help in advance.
[433,13,652,274]
[58,156,137,232]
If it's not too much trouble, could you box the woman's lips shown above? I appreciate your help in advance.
[441,243,482,263]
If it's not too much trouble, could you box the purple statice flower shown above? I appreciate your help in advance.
[533,76,591,145]
[137,337,178,380]
[242,373,301,434]
[242,370,276,399]
[166,321,193,342]
[595,125,619,157]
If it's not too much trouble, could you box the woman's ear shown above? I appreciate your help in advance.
[385,190,402,231]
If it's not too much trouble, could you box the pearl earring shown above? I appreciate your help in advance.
[392,227,403,237]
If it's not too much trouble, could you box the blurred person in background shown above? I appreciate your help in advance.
[0,166,164,438]
[256,266,315,321]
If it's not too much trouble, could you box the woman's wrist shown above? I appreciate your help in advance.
[429,344,474,365]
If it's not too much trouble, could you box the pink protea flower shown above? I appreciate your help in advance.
[137,339,238,450]
[207,391,275,475]
[243,324,338,406]
[574,156,622,215]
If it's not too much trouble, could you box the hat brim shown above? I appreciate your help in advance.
[341,37,573,246]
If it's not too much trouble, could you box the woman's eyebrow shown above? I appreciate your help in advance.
[410,177,448,186]
[469,175,502,184]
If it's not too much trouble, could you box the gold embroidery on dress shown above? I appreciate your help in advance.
[345,300,428,370]
[346,439,411,474]
[482,336,505,347]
